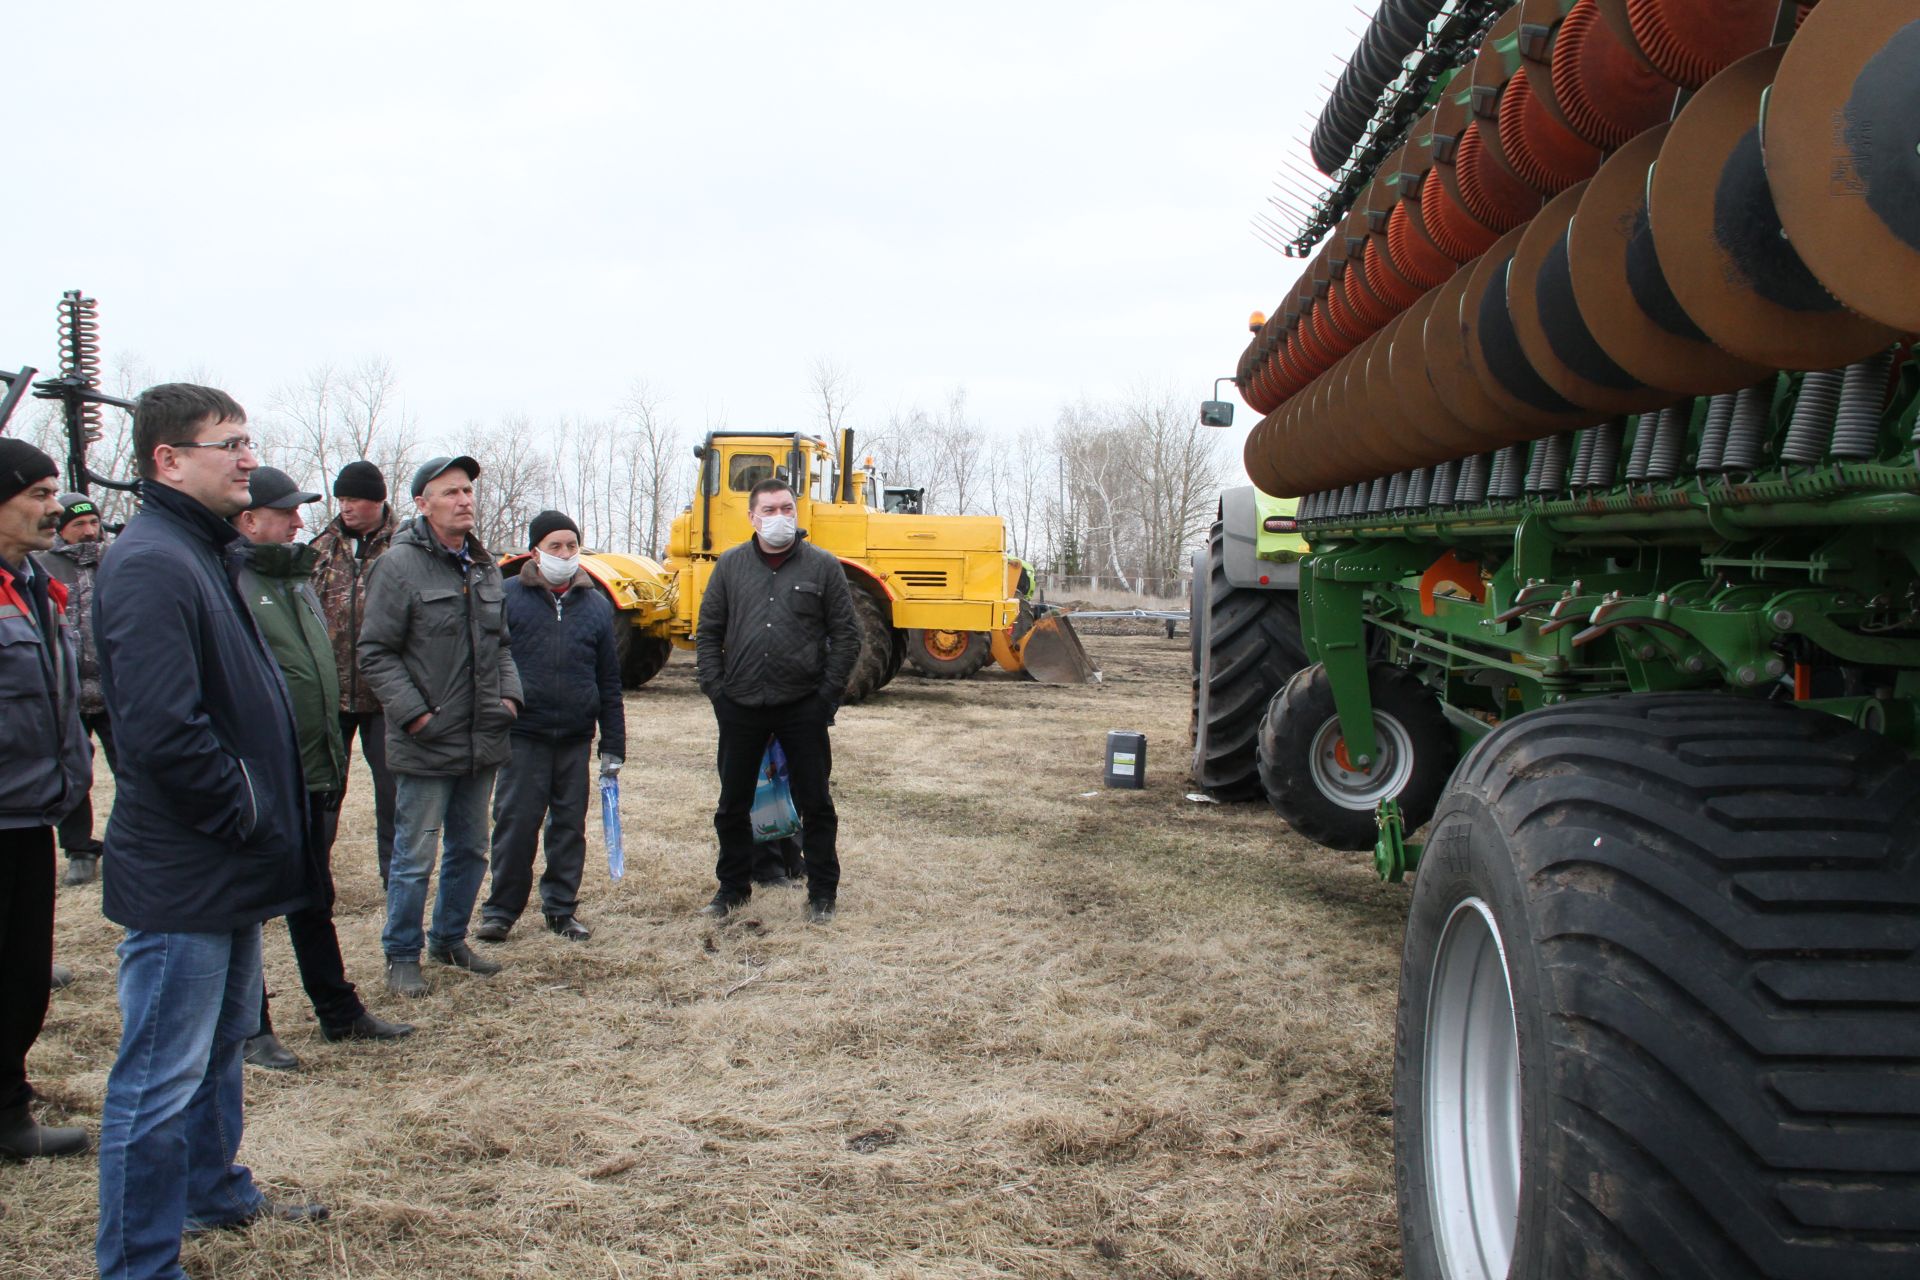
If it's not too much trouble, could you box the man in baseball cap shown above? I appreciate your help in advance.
[409,455,481,499]
[231,469,413,1069]
[361,451,521,995]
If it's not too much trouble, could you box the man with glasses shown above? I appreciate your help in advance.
[358,456,522,997]
[93,386,325,1280]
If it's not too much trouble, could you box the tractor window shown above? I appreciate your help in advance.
[812,454,835,504]
[728,454,776,492]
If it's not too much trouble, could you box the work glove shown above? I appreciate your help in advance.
[600,755,623,777]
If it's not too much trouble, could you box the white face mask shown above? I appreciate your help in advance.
[537,550,580,585]
[754,512,797,549]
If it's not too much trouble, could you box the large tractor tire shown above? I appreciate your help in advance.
[601,597,673,689]
[1190,522,1310,800]
[840,585,893,705]
[1395,694,1920,1280]
[1255,661,1454,850]
[904,627,994,679]
[881,629,906,689]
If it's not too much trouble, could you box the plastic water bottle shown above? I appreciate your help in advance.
[600,774,624,881]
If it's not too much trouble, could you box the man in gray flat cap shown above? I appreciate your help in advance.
[357,456,522,997]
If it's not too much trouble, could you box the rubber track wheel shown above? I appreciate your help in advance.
[839,585,891,705]
[1395,692,1920,1279]
[1191,522,1309,801]
[1255,661,1454,850]
[903,628,994,679]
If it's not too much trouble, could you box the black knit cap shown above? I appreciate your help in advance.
[333,459,387,502]
[0,439,59,506]
[528,509,580,549]
[57,492,99,531]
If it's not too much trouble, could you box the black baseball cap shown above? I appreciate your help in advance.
[410,455,481,498]
[246,467,322,511]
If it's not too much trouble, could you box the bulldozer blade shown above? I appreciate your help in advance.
[990,627,1026,674]
[1017,616,1098,684]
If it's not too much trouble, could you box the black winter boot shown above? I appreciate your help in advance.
[0,1104,88,1160]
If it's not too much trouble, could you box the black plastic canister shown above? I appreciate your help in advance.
[1104,730,1147,789]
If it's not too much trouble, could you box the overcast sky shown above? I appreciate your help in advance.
[5,2,1355,483]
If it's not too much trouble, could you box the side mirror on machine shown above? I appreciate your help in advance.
[1200,400,1234,428]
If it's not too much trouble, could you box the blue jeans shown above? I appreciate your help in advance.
[384,769,497,961]
[96,927,266,1280]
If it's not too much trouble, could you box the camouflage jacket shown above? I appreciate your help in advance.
[308,504,398,714]
[32,535,105,716]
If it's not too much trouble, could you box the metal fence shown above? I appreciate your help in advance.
[1035,573,1189,605]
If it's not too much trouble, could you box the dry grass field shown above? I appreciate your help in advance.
[8,633,1410,1279]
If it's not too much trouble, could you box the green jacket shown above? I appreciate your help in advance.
[236,540,346,793]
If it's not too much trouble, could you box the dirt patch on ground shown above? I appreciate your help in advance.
[9,635,1407,1278]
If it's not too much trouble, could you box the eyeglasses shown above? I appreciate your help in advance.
[167,436,257,456]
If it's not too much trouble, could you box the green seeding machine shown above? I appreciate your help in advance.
[1191,1,1920,1275]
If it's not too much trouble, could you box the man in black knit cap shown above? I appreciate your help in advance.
[475,510,624,944]
[0,439,91,1160]
[309,461,401,886]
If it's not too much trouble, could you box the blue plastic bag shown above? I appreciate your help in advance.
[600,774,624,880]
[751,737,803,842]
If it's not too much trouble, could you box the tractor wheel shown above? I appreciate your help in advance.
[840,586,892,705]
[606,600,672,689]
[1190,521,1309,800]
[904,628,994,679]
[1255,661,1453,850]
[1395,693,1920,1279]
[880,629,907,689]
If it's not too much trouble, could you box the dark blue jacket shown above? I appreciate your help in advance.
[0,556,90,830]
[502,559,624,757]
[94,482,312,933]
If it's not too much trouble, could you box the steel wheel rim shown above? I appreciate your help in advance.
[1308,710,1415,809]
[923,629,970,660]
[1424,897,1522,1280]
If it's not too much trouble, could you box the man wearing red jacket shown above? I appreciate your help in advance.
[0,439,90,1160]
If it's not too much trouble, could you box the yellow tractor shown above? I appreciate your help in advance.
[522,429,1091,702]
[902,557,1097,685]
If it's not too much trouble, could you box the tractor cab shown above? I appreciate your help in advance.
[682,431,842,557]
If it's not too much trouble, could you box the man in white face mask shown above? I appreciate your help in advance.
[475,510,625,945]
[694,478,862,923]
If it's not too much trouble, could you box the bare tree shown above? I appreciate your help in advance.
[865,403,939,508]
[467,415,552,553]
[263,358,419,527]
[1122,385,1228,585]
[619,380,680,558]
[808,357,853,440]
[1054,400,1134,588]
[932,387,985,515]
